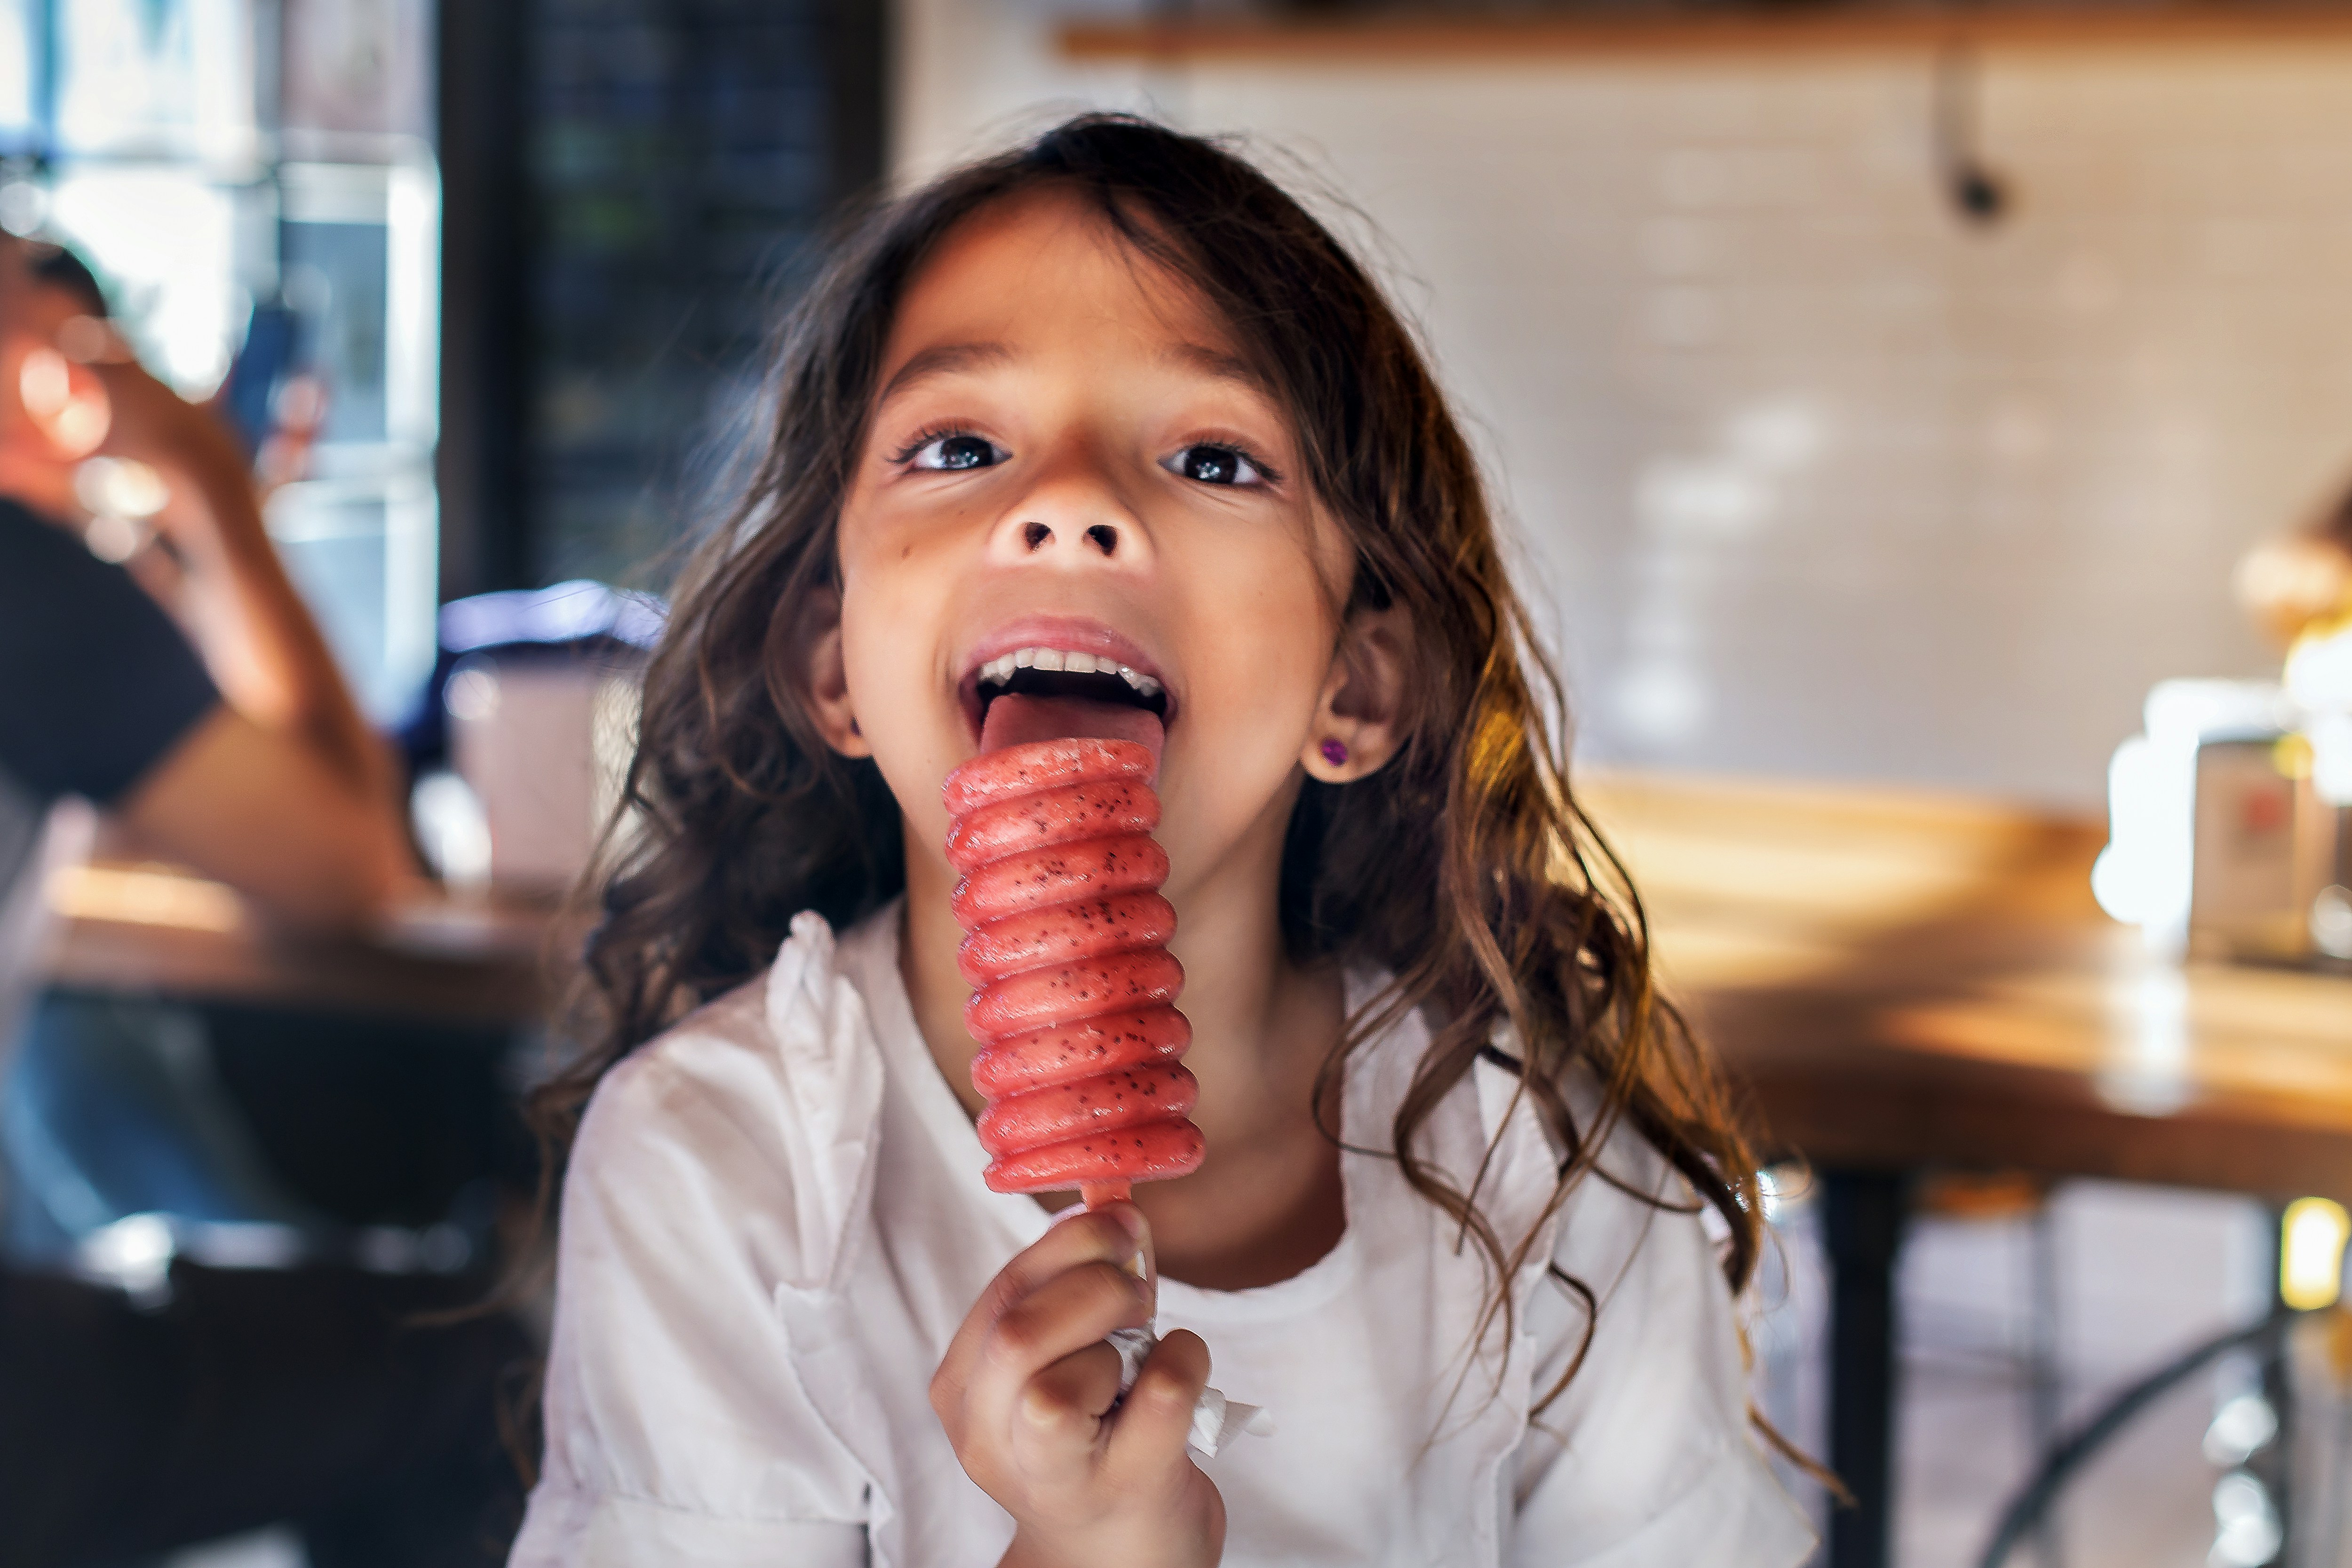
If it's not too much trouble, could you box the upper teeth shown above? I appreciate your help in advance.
[977,646,1164,699]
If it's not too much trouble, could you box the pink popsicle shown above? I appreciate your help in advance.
[945,724,1203,1206]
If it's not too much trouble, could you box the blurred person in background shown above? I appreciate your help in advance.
[0,237,523,1567]
[0,241,406,921]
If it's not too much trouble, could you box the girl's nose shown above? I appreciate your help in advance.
[987,455,1151,569]
[1017,519,1122,557]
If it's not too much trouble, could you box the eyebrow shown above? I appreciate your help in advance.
[876,341,1016,405]
[873,337,1274,406]
[1164,341,1272,395]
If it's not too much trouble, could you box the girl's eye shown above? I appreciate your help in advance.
[1165,443,1266,487]
[907,433,1006,471]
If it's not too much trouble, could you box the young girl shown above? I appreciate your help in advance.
[511,116,1812,1568]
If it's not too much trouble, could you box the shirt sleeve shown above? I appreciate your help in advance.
[511,1004,871,1568]
[1507,1148,1815,1568]
[0,503,218,806]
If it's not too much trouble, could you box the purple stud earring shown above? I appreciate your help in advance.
[1319,739,1349,767]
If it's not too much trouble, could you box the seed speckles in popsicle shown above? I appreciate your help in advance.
[944,737,1204,1201]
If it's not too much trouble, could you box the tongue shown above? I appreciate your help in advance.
[981,693,1165,774]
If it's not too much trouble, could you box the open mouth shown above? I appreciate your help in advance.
[961,639,1177,763]
[972,646,1170,734]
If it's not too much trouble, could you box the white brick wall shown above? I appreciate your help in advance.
[896,2,2352,806]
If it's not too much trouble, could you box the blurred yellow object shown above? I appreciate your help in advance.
[46,863,243,932]
[2281,1197,2350,1311]
[2295,606,2352,657]
[2287,609,2352,715]
[1915,1169,2049,1222]
[2237,533,2352,651]
[2326,1305,2352,1388]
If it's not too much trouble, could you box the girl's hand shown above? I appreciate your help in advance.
[931,1204,1225,1568]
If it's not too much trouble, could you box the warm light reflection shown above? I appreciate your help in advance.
[2280,1196,2350,1312]
[47,864,243,931]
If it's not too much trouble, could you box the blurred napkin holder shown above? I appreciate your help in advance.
[2096,679,2350,963]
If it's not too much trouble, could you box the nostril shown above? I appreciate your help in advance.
[1084,524,1117,556]
[1023,522,1050,551]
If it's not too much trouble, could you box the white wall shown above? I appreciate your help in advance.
[894,2,2352,807]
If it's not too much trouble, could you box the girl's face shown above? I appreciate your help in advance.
[824,187,1375,900]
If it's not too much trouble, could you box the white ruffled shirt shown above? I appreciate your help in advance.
[512,905,1811,1568]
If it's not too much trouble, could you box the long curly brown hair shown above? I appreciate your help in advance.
[534,113,1766,1418]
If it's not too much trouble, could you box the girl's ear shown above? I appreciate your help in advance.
[803,588,872,758]
[1301,602,1411,783]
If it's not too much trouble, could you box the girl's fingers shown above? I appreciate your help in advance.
[936,1206,1148,1401]
[1104,1328,1212,1484]
[968,1258,1149,1418]
[1007,1339,1124,1486]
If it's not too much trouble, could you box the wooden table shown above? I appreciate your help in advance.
[1585,774,2352,1197]
[1581,773,2352,1568]
[40,862,559,1025]
[41,796,2352,1563]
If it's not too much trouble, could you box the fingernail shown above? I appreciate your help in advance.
[1109,1205,1155,1307]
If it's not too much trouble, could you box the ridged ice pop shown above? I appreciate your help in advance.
[944,732,1203,1206]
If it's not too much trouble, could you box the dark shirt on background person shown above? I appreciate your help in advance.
[0,499,222,1220]
[0,497,219,913]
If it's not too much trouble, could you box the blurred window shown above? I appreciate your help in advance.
[0,0,437,721]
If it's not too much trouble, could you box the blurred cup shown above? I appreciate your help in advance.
[433,650,642,894]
